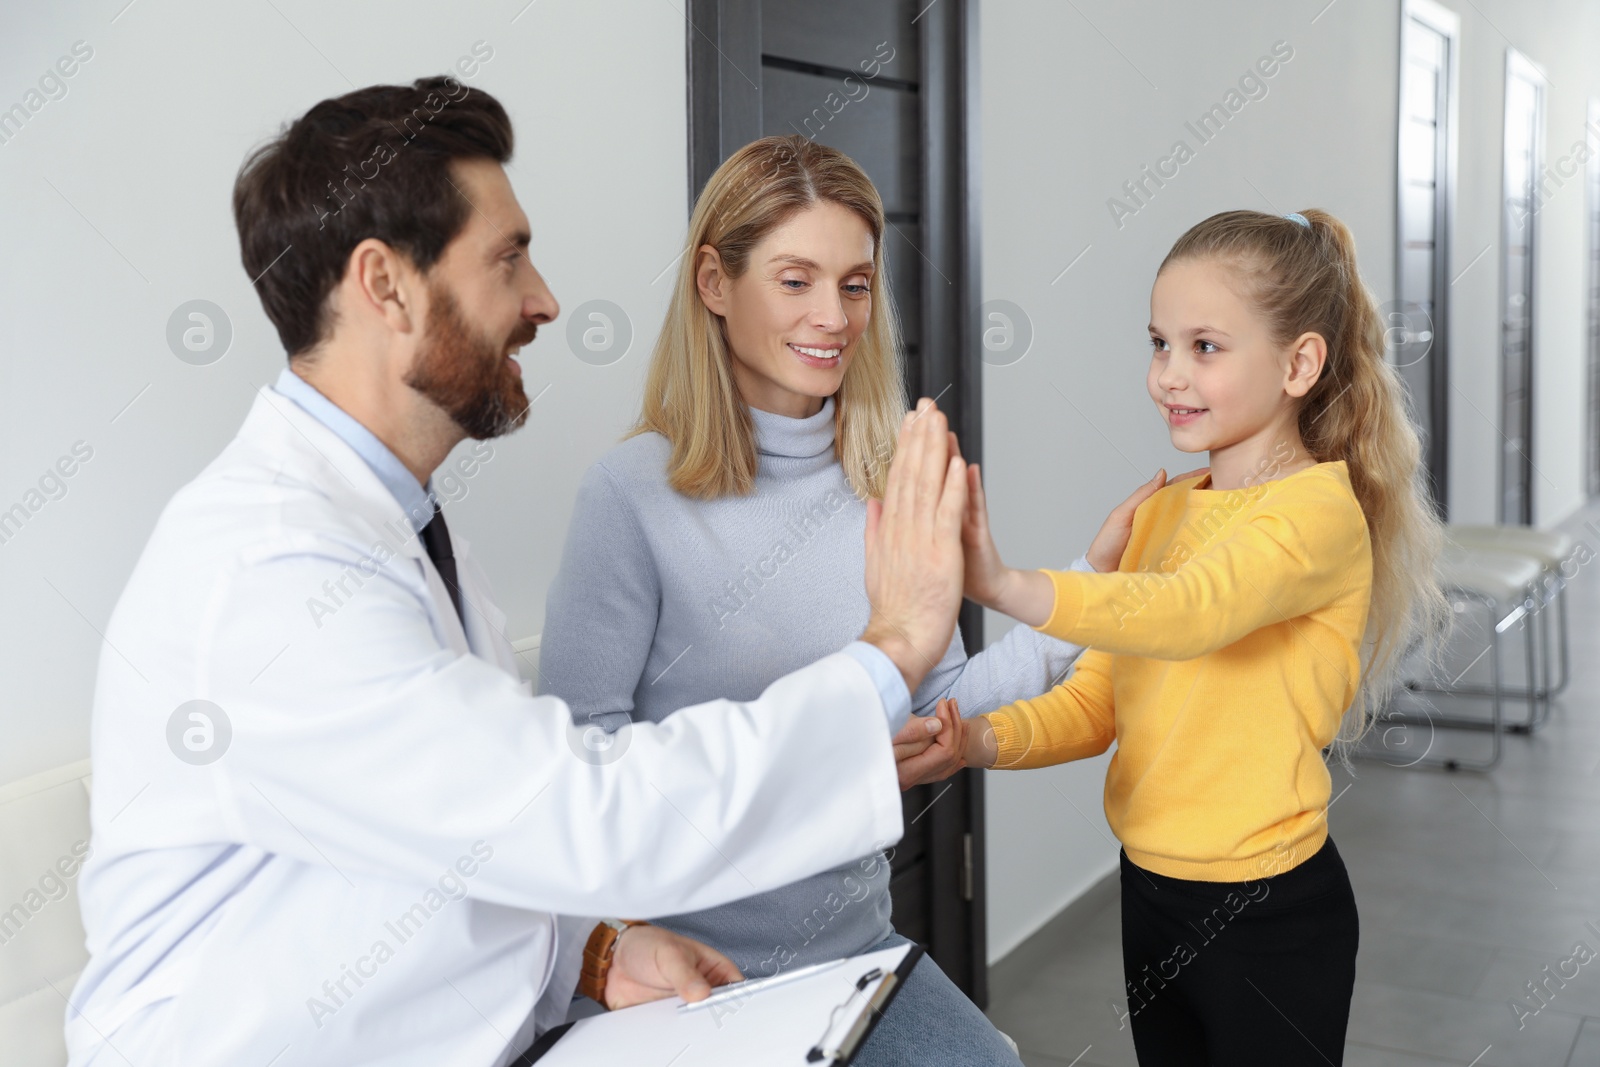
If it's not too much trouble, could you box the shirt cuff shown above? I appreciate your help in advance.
[1069,554,1096,574]
[841,641,913,734]
[1035,568,1086,641]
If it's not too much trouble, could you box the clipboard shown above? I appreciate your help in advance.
[519,941,923,1066]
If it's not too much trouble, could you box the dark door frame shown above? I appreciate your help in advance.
[1396,0,1458,519]
[684,0,991,1004]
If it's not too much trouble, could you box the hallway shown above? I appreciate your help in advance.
[987,503,1600,1065]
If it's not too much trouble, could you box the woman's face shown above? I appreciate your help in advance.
[697,201,875,419]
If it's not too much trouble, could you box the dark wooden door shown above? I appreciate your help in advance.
[685,0,990,1004]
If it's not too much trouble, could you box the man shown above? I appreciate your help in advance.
[65,77,971,1066]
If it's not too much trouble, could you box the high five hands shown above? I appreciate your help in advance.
[876,401,1208,790]
[959,461,1210,628]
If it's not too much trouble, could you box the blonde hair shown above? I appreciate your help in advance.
[629,135,907,500]
[1161,209,1451,748]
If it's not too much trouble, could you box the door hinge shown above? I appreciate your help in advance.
[961,832,974,902]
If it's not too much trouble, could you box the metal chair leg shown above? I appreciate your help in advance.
[1514,607,1548,734]
[1403,586,1548,731]
[1551,585,1570,696]
[1360,593,1504,771]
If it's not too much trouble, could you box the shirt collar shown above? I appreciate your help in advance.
[271,366,437,534]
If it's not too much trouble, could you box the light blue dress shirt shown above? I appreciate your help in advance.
[272,366,437,535]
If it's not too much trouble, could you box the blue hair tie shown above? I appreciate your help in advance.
[1284,212,1311,229]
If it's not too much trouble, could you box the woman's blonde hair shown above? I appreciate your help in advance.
[629,135,907,500]
[1161,209,1451,749]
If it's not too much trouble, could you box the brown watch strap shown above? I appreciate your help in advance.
[577,920,647,1007]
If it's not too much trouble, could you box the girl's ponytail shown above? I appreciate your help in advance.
[1161,209,1450,751]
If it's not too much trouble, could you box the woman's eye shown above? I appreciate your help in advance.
[844,283,870,296]
[781,279,808,290]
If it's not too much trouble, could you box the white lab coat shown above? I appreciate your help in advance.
[66,385,905,1067]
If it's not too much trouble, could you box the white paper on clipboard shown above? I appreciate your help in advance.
[530,941,919,1066]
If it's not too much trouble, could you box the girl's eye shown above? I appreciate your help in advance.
[1196,340,1219,354]
[1148,337,1168,352]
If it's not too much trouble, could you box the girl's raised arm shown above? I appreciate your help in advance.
[1031,472,1369,661]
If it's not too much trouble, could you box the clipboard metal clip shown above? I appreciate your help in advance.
[804,967,886,1063]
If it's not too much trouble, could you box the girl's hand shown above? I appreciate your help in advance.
[963,463,1055,626]
[965,715,999,769]
[892,697,969,790]
[1086,466,1210,573]
[962,463,1012,608]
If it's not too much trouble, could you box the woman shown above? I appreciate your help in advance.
[540,135,1188,1065]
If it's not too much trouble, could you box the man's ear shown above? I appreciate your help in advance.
[695,244,729,317]
[1283,331,1327,399]
[348,238,421,336]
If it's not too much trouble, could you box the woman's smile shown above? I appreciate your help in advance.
[787,341,843,367]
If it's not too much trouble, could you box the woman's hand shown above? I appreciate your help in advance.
[603,924,743,1009]
[1086,467,1209,573]
[892,697,968,790]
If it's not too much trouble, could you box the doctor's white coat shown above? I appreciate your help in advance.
[65,385,906,1067]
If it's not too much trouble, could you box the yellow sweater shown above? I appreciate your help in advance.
[986,461,1372,882]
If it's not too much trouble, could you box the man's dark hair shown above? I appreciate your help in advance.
[233,76,514,357]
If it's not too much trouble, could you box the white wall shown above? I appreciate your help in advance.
[1445,0,1600,525]
[978,0,1600,963]
[0,0,687,783]
[7,0,1600,970]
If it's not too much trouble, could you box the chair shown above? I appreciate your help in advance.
[0,759,93,1067]
[1369,545,1543,770]
[1444,525,1576,712]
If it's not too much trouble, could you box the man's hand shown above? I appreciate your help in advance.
[861,399,968,695]
[603,924,743,1010]
[892,697,969,789]
[1086,467,1209,573]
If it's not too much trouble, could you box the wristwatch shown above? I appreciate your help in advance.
[577,918,648,1007]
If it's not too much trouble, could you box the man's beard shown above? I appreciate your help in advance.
[404,280,534,439]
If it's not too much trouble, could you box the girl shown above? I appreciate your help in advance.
[539,135,1184,1067]
[958,209,1448,1064]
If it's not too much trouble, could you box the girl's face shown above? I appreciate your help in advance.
[1146,257,1316,469]
[696,201,875,419]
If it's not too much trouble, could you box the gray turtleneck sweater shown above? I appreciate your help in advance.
[539,397,1090,975]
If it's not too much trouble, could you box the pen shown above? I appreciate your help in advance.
[678,958,848,1014]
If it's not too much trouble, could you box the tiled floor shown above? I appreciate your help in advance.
[987,502,1600,1066]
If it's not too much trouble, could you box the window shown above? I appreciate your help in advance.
[1499,49,1545,524]
[1588,98,1600,498]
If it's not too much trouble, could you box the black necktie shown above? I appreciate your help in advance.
[419,505,465,628]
